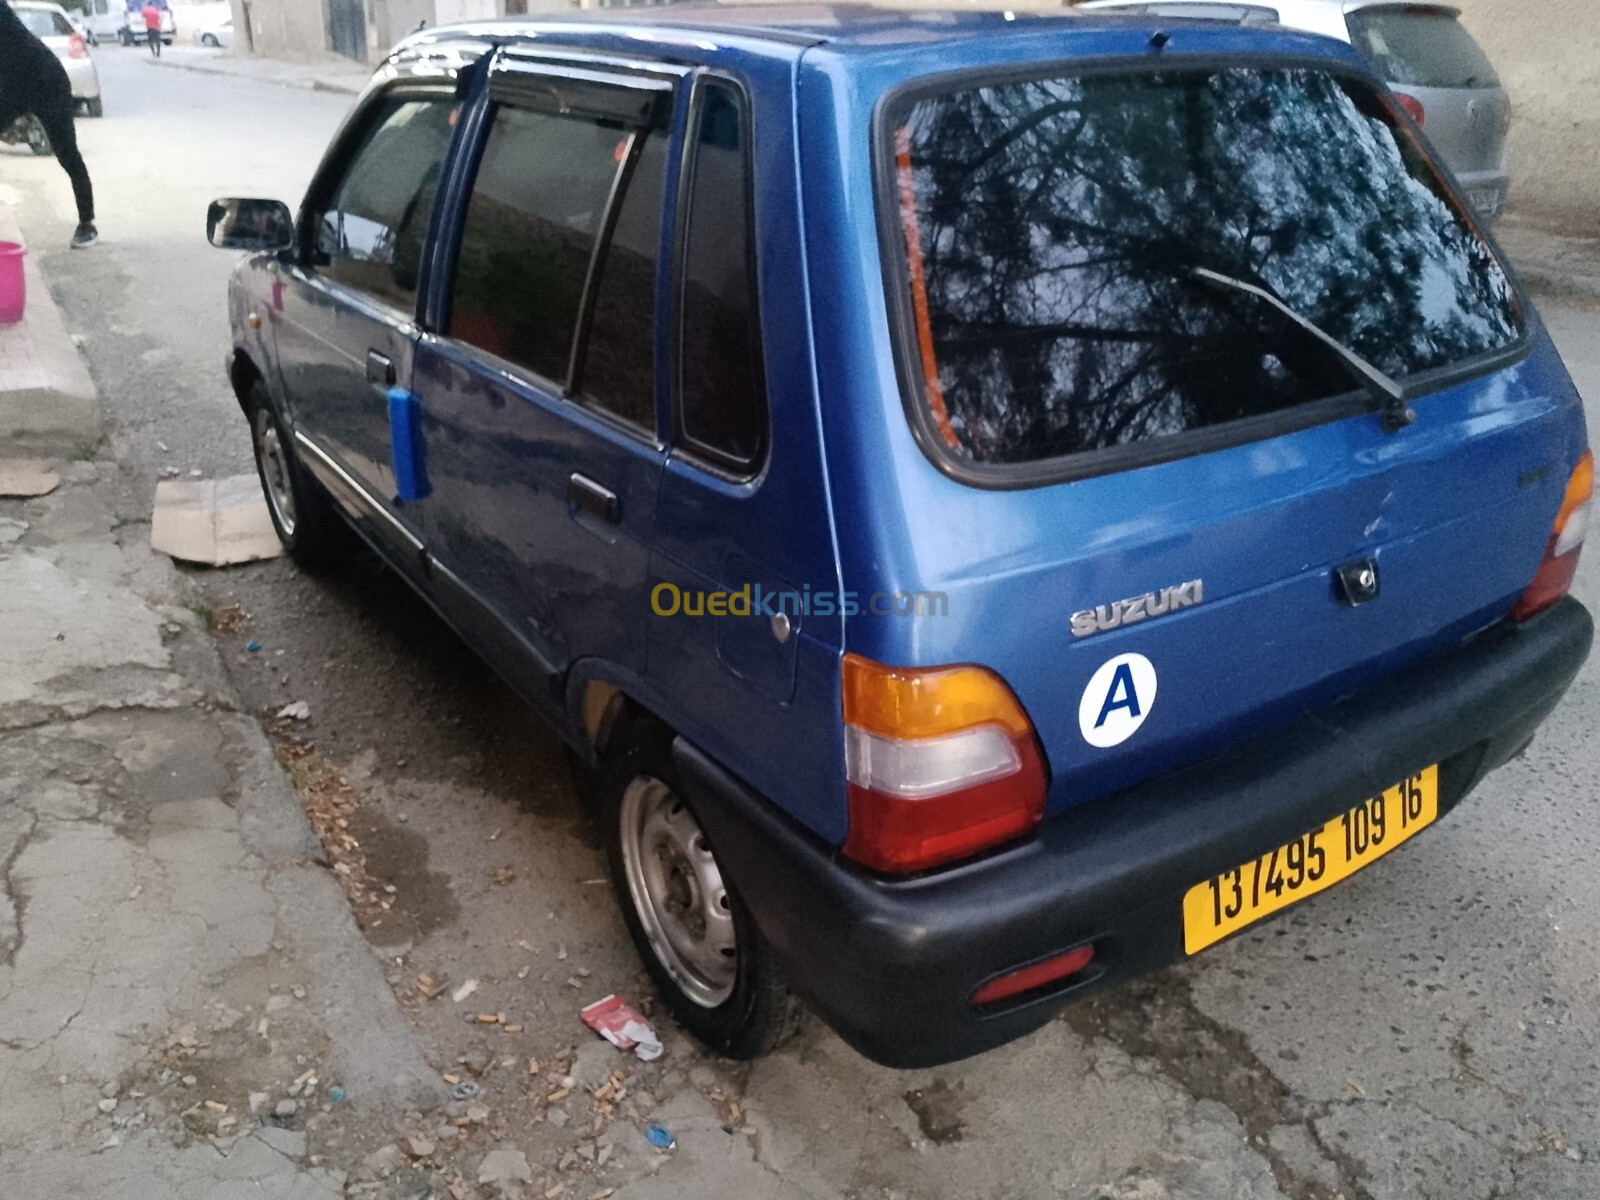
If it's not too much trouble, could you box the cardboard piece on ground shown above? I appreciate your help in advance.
[150,475,283,566]
[0,459,60,497]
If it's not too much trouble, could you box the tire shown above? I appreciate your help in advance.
[201,33,217,46]
[85,97,103,118]
[118,27,131,45]
[246,382,350,568]
[25,119,50,156]
[598,718,797,1060]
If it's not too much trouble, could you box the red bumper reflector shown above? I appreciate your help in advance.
[971,944,1094,1008]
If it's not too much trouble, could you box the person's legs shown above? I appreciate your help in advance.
[32,84,96,244]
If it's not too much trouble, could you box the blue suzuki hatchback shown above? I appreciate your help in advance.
[210,4,1592,1067]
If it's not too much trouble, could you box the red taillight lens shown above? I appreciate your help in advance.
[1511,450,1592,621]
[842,655,1048,874]
[1395,92,1425,126]
[68,32,88,57]
[971,945,1095,1008]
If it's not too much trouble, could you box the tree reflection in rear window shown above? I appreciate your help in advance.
[889,68,1522,467]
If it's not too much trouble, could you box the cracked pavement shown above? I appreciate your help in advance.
[4,45,1599,1200]
[0,461,439,1195]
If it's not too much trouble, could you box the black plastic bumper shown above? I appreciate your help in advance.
[673,598,1593,1069]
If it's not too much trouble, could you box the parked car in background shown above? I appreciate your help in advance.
[113,0,173,45]
[1076,0,1513,219]
[82,0,122,43]
[193,15,232,47]
[12,1,101,117]
[207,5,1590,1067]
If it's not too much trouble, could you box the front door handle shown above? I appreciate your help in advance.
[366,350,396,387]
[568,473,620,525]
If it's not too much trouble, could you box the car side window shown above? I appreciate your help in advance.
[575,129,668,430]
[676,80,767,470]
[449,101,665,432]
[313,94,457,313]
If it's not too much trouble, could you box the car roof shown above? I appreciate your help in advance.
[396,0,1372,64]
[12,1,71,11]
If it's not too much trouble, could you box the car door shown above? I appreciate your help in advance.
[414,55,682,694]
[271,80,460,566]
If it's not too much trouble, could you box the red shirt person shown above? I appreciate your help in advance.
[140,2,162,55]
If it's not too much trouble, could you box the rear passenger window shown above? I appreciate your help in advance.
[315,94,457,312]
[449,107,623,384]
[1345,9,1500,90]
[676,81,766,469]
[575,129,668,429]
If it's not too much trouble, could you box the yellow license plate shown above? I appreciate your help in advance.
[1182,765,1438,954]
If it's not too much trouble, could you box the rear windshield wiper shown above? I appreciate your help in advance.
[1190,266,1416,432]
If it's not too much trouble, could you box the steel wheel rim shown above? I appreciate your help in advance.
[254,408,297,538]
[620,776,737,1008]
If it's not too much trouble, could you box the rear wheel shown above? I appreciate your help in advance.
[201,32,217,46]
[599,718,796,1059]
[247,382,349,568]
[85,97,103,118]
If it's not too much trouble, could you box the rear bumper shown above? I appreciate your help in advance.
[674,598,1592,1068]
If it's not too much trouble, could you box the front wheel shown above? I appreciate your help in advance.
[25,119,50,156]
[599,718,797,1059]
[85,97,103,118]
[247,383,349,568]
[200,32,217,46]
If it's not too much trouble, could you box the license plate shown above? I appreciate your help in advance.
[1467,189,1501,215]
[1182,766,1438,954]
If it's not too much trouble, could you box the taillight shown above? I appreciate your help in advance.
[1395,92,1425,126]
[68,32,88,58]
[842,654,1047,874]
[1511,450,1592,621]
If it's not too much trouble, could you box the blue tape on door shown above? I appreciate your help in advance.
[388,386,430,503]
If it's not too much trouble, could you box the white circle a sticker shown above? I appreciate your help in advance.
[1078,653,1158,748]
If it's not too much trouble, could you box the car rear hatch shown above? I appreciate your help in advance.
[869,56,1586,816]
[1345,4,1509,178]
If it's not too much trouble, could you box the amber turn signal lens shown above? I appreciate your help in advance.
[1512,450,1592,622]
[842,654,1047,874]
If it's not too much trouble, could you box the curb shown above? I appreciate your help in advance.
[0,206,101,455]
[141,52,366,96]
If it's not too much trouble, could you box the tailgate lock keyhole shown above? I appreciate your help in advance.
[1335,558,1381,607]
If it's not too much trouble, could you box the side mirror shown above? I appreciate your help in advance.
[207,198,294,252]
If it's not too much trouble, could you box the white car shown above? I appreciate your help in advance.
[193,16,233,48]
[12,1,102,117]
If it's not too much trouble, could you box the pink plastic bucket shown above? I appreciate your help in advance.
[0,242,24,325]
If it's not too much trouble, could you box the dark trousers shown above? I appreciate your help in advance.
[147,28,160,55]
[0,74,95,225]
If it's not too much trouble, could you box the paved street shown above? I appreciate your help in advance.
[5,42,1600,1200]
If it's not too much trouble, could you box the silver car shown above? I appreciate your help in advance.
[1075,1,1511,218]
[13,0,103,117]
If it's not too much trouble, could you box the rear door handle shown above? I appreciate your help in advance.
[366,350,396,387]
[568,473,620,525]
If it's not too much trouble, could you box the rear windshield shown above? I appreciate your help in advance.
[888,68,1522,468]
[18,8,73,35]
[1346,8,1500,89]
